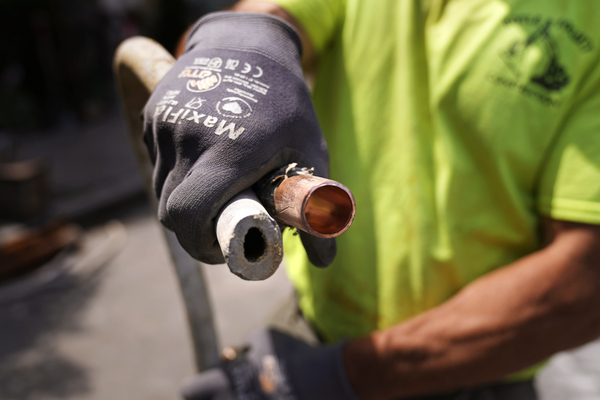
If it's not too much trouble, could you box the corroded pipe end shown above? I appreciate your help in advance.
[274,175,355,238]
[221,213,283,280]
[216,189,283,281]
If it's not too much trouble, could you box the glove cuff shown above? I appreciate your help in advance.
[332,341,362,400]
[293,339,361,400]
[185,11,304,79]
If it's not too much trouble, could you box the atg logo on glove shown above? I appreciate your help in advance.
[179,68,222,93]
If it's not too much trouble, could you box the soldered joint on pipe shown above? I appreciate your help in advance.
[254,164,356,239]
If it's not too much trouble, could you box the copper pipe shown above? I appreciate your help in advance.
[273,175,355,238]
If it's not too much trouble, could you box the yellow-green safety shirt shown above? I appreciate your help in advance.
[260,0,600,378]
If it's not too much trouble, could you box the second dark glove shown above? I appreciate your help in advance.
[181,329,359,400]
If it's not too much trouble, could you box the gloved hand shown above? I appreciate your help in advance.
[181,329,359,400]
[143,12,336,266]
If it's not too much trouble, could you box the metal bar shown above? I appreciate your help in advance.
[114,36,221,371]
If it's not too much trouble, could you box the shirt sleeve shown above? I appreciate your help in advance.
[537,77,600,224]
[248,0,345,55]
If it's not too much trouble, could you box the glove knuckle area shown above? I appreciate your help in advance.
[166,164,251,264]
[156,164,193,228]
[255,100,329,177]
[166,183,221,263]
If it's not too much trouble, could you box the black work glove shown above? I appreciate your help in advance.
[181,329,359,400]
[143,12,335,267]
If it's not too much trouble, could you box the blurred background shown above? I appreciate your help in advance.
[0,0,598,399]
[0,0,294,399]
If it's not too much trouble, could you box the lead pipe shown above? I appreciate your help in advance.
[216,189,283,280]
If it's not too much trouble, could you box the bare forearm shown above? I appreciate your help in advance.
[345,220,600,399]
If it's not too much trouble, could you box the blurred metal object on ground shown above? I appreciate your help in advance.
[0,220,126,305]
[0,220,80,283]
[0,159,50,220]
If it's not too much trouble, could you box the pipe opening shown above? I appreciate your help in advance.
[244,227,267,262]
[304,185,354,236]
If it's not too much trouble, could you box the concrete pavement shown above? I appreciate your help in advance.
[0,202,294,400]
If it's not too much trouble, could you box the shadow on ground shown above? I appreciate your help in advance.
[0,267,106,399]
